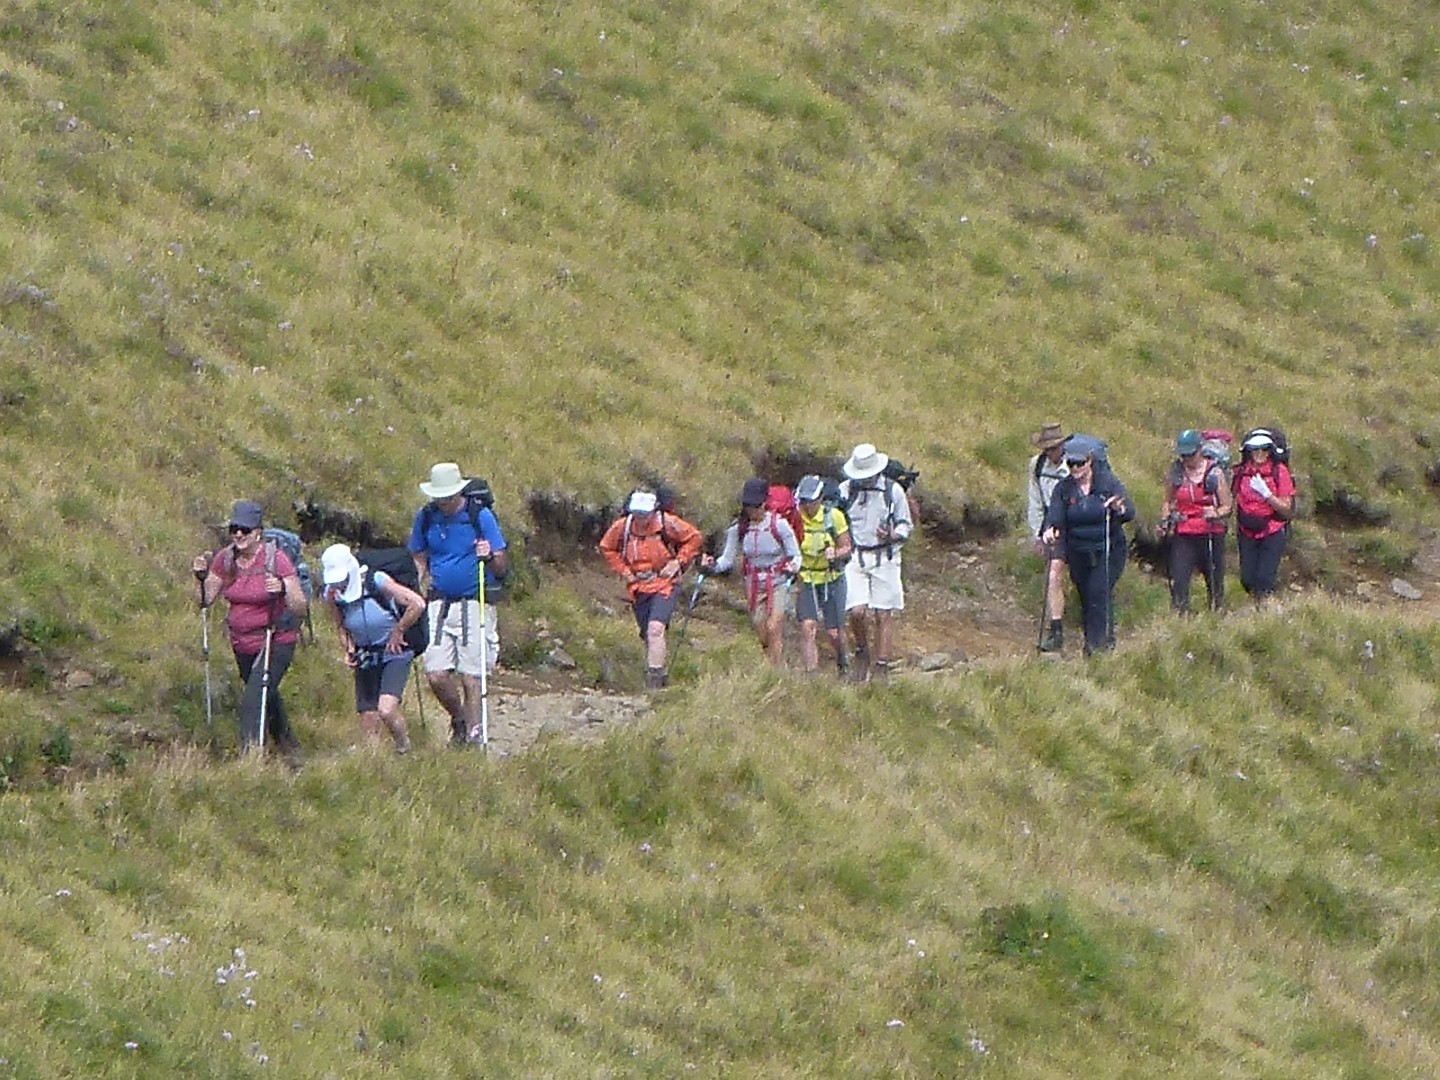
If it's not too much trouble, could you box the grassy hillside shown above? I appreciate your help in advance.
[4,605,1440,1076]
[4,0,1440,723]
[4,1,1440,1073]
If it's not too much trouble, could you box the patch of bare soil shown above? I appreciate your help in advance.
[473,537,1440,758]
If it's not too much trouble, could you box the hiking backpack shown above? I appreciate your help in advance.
[222,527,313,639]
[800,505,848,569]
[420,477,496,536]
[765,484,805,549]
[353,547,430,656]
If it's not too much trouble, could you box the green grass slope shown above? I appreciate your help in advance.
[4,606,1440,1076]
[4,2,1440,1073]
[5,0,1440,741]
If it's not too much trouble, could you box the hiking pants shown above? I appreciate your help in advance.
[235,641,297,752]
[1169,533,1225,613]
[1067,541,1126,654]
[1238,529,1287,598]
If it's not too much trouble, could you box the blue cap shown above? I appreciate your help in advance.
[1063,435,1102,463]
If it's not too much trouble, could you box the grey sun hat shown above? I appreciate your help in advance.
[419,462,468,500]
[842,443,888,480]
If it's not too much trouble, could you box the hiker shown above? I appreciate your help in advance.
[1041,436,1134,656]
[709,478,801,666]
[319,544,426,754]
[794,474,853,675]
[1159,429,1232,613]
[191,499,308,759]
[598,489,705,689]
[409,463,509,746]
[839,444,914,681]
[1232,429,1295,603]
[1027,421,1071,652]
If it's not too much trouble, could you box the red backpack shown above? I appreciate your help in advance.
[765,484,804,549]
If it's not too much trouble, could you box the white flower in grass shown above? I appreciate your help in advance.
[124,1042,139,1051]
[969,1036,989,1055]
[886,1018,905,1028]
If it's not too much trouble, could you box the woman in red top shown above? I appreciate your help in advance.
[1231,429,1295,603]
[192,500,309,758]
[1160,430,1232,614]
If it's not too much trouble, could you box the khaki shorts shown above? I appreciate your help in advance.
[422,599,499,677]
[844,552,904,612]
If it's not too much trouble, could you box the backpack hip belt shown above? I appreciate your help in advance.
[744,566,787,615]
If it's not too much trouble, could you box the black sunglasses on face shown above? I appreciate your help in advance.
[1066,458,1089,467]
[228,524,257,535]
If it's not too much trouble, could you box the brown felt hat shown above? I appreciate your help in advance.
[1031,422,1066,450]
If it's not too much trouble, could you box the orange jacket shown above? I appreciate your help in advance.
[598,511,704,599]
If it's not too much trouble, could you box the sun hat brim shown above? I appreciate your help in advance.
[842,451,888,480]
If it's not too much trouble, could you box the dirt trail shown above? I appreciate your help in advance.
[469,541,1440,757]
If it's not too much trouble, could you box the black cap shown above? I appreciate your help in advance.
[229,500,263,530]
[740,477,768,507]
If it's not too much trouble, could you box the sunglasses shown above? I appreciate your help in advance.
[1065,457,1090,467]
[228,524,258,536]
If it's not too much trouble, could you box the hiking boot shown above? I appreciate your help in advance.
[872,658,892,681]
[836,653,850,677]
[850,647,869,683]
[450,722,469,748]
[393,732,411,755]
[644,667,669,691]
[1038,622,1064,653]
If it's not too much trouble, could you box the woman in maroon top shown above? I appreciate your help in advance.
[192,500,308,758]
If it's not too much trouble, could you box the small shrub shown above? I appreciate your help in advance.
[40,726,72,767]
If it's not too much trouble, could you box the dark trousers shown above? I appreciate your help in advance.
[1068,540,1126,654]
[235,641,297,752]
[1169,533,1225,612]
[1238,529,1287,598]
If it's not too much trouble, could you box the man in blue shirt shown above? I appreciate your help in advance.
[409,463,508,745]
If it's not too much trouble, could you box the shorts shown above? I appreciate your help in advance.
[422,599,498,677]
[745,573,794,626]
[355,655,411,713]
[632,590,678,637]
[795,576,846,630]
[844,551,904,612]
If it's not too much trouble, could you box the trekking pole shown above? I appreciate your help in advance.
[1103,508,1114,647]
[674,571,707,652]
[1036,540,1050,652]
[196,567,213,731]
[257,626,274,756]
[477,560,489,750]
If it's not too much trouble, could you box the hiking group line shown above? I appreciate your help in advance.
[191,424,1296,759]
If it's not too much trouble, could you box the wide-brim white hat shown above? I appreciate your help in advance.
[842,443,889,480]
[419,462,468,500]
[320,543,364,604]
